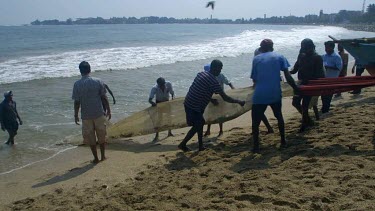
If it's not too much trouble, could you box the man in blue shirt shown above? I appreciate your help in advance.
[251,39,298,153]
[321,41,343,113]
[178,60,245,152]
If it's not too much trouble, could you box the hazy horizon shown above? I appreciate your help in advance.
[1,0,375,26]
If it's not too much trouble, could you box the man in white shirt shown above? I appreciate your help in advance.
[149,77,175,143]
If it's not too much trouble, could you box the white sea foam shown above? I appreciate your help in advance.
[0,26,348,84]
[0,146,77,175]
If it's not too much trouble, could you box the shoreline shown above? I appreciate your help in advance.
[341,24,375,33]
[0,94,299,206]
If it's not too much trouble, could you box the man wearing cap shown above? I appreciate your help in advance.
[72,61,111,164]
[321,41,343,113]
[149,77,175,143]
[178,59,245,152]
[251,39,298,153]
[0,91,23,145]
[290,38,325,132]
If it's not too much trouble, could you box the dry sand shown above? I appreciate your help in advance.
[1,86,375,210]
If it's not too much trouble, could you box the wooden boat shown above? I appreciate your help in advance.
[108,83,294,139]
[330,36,375,76]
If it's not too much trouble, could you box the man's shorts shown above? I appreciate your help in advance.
[309,96,319,108]
[4,121,19,132]
[185,105,205,127]
[82,115,107,146]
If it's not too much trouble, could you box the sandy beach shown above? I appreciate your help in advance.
[1,84,374,210]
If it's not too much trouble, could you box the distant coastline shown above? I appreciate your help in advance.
[341,24,375,32]
[29,4,375,31]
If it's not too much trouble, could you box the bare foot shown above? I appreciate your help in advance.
[92,159,100,164]
[167,132,174,137]
[178,144,191,152]
[217,131,223,137]
[252,147,260,153]
[199,146,207,151]
[266,129,274,134]
[101,157,107,161]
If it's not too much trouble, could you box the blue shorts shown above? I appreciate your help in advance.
[185,105,205,126]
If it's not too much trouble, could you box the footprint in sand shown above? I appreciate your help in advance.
[234,194,264,204]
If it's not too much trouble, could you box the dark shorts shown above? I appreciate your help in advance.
[4,121,18,131]
[185,105,205,127]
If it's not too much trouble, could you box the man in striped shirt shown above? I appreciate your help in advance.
[178,60,245,152]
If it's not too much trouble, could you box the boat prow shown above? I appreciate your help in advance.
[329,36,375,76]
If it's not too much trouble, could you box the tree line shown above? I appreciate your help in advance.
[31,4,375,25]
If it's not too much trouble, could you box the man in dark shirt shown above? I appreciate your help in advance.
[290,39,325,132]
[0,91,23,145]
[178,60,245,152]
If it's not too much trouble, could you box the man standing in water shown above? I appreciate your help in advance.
[251,39,298,153]
[178,60,245,152]
[72,61,111,164]
[0,91,22,145]
[149,77,175,143]
[321,41,343,113]
[290,38,325,132]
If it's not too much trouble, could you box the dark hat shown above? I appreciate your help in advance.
[210,59,223,70]
[260,39,274,48]
[301,38,315,48]
[4,91,13,98]
[156,77,165,85]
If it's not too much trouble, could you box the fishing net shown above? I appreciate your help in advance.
[108,83,294,139]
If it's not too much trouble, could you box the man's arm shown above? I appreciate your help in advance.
[352,63,356,74]
[228,83,235,89]
[104,84,116,105]
[14,103,22,125]
[0,105,4,131]
[218,90,245,106]
[314,56,325,79]
[336,55,343,72]
[210,98,219,106]
[101,95,111,120]
[169,83,175,100]
[148,98,156,106]
[148,88,157,106]
[74,100,80,125]
[283,69,299,91]
[290,54,301,75]
[290,57,300,75]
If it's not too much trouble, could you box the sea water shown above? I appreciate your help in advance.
[0,24,374,174]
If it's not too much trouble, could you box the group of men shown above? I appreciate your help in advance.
[1,38,361,163]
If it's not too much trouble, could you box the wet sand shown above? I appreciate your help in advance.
[1,86,375,210]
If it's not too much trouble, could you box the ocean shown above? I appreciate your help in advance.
[0,24,374,174]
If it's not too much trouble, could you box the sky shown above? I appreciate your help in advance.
[1,0,375,25]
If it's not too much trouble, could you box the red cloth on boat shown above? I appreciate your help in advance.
[299,76,375,96]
